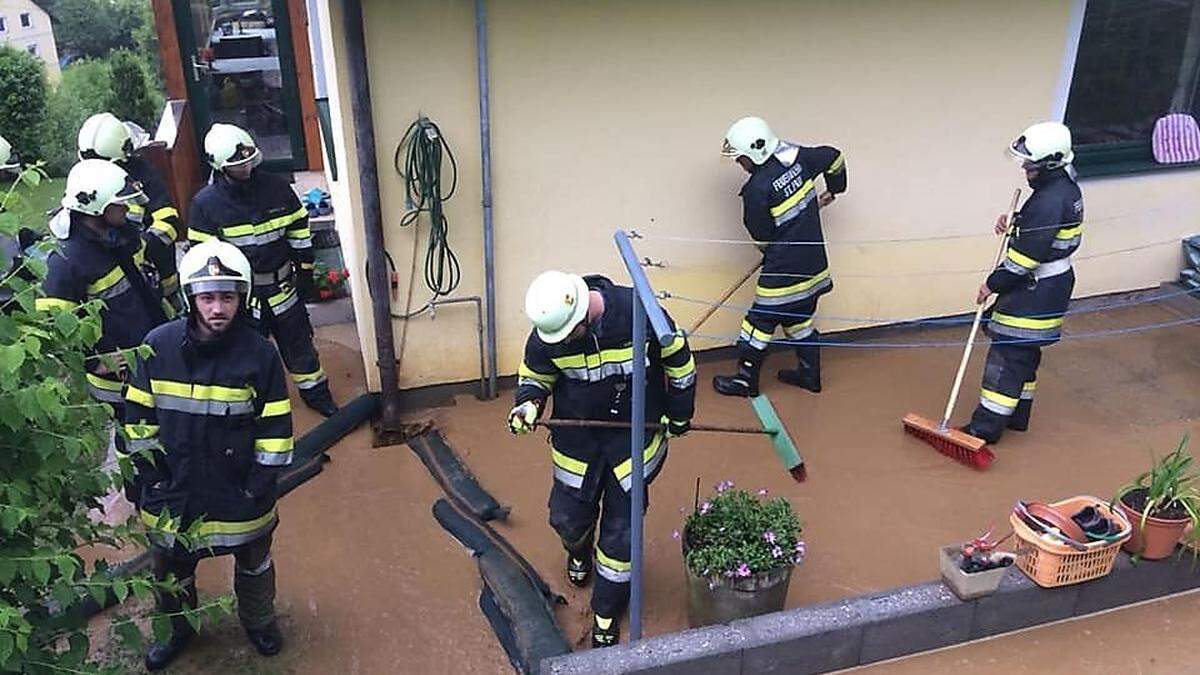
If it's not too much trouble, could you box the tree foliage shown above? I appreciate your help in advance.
[39,0,146,61]
[0,48,47,165]
[39,59,114,177]
[107,49,161,131]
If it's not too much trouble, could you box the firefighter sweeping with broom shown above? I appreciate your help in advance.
[712,116,847,398]
[961,121,1083,444]
[507,270,697,648]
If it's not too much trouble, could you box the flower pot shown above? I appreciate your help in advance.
[938,545,1013,600]
[683,560,792,628]
[1117,495,1190,560]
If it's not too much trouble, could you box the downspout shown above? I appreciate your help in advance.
[475,0,499,400]
[343,0,403,430]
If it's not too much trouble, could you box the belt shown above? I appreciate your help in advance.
[1032,257,1072,280]
[253,261,293,286]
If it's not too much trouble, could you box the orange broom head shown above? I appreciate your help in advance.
[901,413,995,469]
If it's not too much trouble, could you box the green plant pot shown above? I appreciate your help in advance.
[683,557,793,628]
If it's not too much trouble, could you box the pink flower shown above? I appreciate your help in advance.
[757,488,769,497]
[715,480,734,493]
[794,541,807,561]
[699,501,712,515]
[672,530,680,540]
[735,563,752,578]
[772,546,784,558]
[763,530,777,544]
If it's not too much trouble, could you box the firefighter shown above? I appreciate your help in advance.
[961,121,1082,443]
[35,159,172,471]
[188,123,338,417]
[712,116,847,397]
[508,270,697,648]
[124,240,291,670]
[77,112,184,313]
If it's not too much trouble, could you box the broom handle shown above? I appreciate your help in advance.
[939,189,1022,429]
[540,418,770,436]
[687,192,833,335]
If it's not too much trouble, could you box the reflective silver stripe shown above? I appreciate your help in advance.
[1002,258,1030,275]
[1051,236,1080,250]
[288,238,312,249]
[553,467,585,489]
[88,383,125,404]
[782,323,815,340]
[154,395,254,416]
[236,553,274,577]
[754,277,832,306]
[619,439,667,491]
[225,234,257,247]
[987,324,1061,340]
[772,189,817,227]
[253,262,293,285]
[595,559,631,583]
[739,328,770,350]
[148,228,172,247]
[94,277,132,301]
[1032,257,1072,280]
[1021,389,1035,401]
[203,519,276,549]
[256,450,293,466]
[518,377,552,392]
[127,438,157,453]
[294,374,327,390]
[558,360,635,383]
[669,372,697,389]
[269,291,300,315]
[979,396,1015,415]
[256,227,287,245]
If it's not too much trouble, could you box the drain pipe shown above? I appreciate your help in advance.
[474,0,499,400]
[343,0,402,430]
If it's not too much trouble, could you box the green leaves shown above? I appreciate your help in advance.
[683,486,804,579]
[0,343,24,374]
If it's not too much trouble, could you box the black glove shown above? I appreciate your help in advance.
[296,268,318,302]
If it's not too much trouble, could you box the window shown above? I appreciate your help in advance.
[25,43,35,55]
[1064,0,1200,176]
[0,17,7,32]
[19,12,30,28]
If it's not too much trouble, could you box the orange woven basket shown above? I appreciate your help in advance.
[1011,495,1131,588]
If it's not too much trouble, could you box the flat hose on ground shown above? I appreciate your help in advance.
[408,430,510,521]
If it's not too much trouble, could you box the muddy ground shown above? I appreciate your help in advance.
[107,301,1200,673]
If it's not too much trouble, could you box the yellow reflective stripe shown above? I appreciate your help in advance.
[260,399,291,417]
[125,384,154,407]
[768,179,815,217]
[552,448,588,476]
[784,317,814,332]
[613,432,665,481]
[740,320,774,342]
[595,547,631,572]
[551,347,634,370]
[991,312,1064,330]
[259,206,307,235]
[151,206,178,222]
[1005,247,1039,270]
[826,153,845,174]
[254,437,294,454]
[222,223,256,238]
[1055,223,1082,239]
[36,297,79,312]
[663,355,696,379]
[756,269,831,297]
[1023,380,1037,392]
[299,261,314,270]
[291,368,326,384]
[267,289,296,307]
[124,423,159,440]
[86,266,125,295]
[188,228,216,242]
[149,379,254,402]
[661,333,687,359]
[287,227,311,240]
[161,274,179,290]
[518,362,558,384]
[150,220,177,241]
[981,388,1019,408]
[142,505,277,537]
[86,373,123,392]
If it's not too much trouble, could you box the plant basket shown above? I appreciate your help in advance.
[683,552,793,628]
[1011,495,1131,588]
[938,545,1014,600]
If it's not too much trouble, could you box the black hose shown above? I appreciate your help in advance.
[394,116,460,297]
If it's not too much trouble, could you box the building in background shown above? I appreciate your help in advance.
[0,0,59,79]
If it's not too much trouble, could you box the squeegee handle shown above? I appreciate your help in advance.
[940,189,1022,429]
[540,419,770,436]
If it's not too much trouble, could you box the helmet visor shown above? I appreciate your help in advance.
[185,279,248,296]
[720,138,740,158]
[113,176,148,207]
[223,143,263,170]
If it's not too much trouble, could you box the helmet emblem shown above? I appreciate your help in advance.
[564,293,574,306]
[76,190,95,205]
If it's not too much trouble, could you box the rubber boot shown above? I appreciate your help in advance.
[1007,399,1031,432]
[300,386,338,418]
[566,550,592,587]
[591,614,620,648]
[777,335,821,393]
[145,578,197,671]
[245,621,284,657]
[712,347,763,397]
[145,633,192,671]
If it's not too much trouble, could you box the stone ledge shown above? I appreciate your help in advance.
[541,548,1200,675]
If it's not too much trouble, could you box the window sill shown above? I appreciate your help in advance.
[1075,158,1200,179]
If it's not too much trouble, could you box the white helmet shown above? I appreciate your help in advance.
[721,116,780,165]
[1009,121,1073,169]
[61,159,146,217]
[179,240,252,307]
[204,123,262,171]
[0,134,18,170]
[524,270,590,344]
[78,112,133,162]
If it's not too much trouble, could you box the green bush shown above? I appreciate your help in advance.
[0,47,47,164]
[39,60,114,176]
[108,49,162,131]
[682,482,805,581]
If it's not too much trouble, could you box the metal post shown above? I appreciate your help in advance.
[475,0,499,400]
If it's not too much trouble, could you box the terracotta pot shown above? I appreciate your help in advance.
[683,552,792,628]
[1116,499,1190,560]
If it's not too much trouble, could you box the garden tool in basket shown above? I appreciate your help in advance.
[902,189,1022,469]
[540,394,806,482]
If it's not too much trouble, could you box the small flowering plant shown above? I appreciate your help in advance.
[682,481,805,582]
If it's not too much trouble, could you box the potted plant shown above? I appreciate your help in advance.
[939,529,1015,600]
[1113,435,1200,560]
[680,481,804,628]
[312,261,350,301]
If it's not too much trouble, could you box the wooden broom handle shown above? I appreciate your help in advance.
[939,189,1022,429]
[539,418,769,436]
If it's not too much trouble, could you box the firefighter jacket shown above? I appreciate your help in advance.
[740,141,846,307]
[515,275,697,491]
[124,154,183,308]
[985,168,1083,345]
[124,316,294,550]
[187,171,313,316]
[36,216,172,405]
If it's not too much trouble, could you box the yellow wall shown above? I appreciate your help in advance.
[317,0,1200,391]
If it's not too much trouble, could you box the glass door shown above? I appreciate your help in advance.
[173,0,308,171]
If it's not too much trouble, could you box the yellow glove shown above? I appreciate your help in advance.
[508,400,541,435]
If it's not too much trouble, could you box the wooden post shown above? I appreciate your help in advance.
[287,0,324,172]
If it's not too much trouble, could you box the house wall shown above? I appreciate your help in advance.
[0,0,60,79]
[314,0,1200,391]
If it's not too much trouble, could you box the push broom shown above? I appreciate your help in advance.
[539,394,806,482]
[902,189,1022,469]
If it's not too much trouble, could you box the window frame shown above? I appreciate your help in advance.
[0,16,7,32]
[18,12,30,28]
